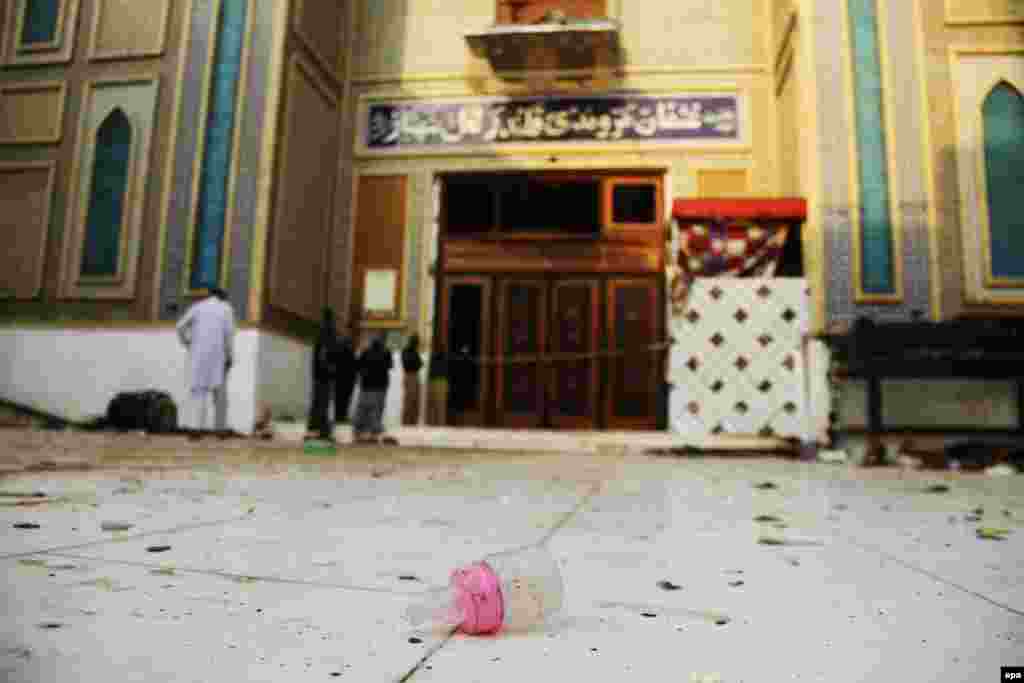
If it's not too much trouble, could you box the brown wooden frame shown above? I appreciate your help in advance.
[602,175,664,239]
[604,277,660,430]
[549,278,601,430]
[495,278,548,429]
[439,275,492,427]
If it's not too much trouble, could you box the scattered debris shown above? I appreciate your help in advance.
[13,522,42,529]
[818,450,848,464]
[407,637,423,644]
[964,513,983,523]
[150,567,176,576]
[657,580,682,591]
[37,622,63,630]
[924,484,950,494]
[640,612,657,618]
[784,557,801,567]
[757,536,785,545]
[146,545,172,553]
[728,580,745,587]
[101,521,135,532]
[398,575,421,582]
[753,482,778,490]
[233,575,259,584]
[724,569,744,575]
[753,515,782,523]
[976,527,1012,541]
[714,618,730,626]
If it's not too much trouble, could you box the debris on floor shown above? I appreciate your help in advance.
[924,484,950,494]
[657,580,682,591]
[753,481,778,490]
[976,527,1012,541]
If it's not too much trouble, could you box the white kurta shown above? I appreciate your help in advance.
[176,296,236,393]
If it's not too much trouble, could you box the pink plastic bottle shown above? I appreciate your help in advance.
[404,544,565,635]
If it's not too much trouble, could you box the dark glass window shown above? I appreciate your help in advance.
[611,184,657,224]
[500,175,600,234]
[81,108,132,278]
[20,0,60,45]
[444,176,495,235]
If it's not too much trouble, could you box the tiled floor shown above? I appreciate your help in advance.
[1,443,1022,682]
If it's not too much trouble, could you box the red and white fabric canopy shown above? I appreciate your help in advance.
[672,199,808,278]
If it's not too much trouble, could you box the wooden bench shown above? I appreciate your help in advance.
[820,316,1024,463]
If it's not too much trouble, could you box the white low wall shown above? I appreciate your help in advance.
[0,327,261,434]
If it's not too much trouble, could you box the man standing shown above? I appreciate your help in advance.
[401,334,423,425]
[305,307,338,442]
[353,335,393,443]
[176,287,235,437]
[332,333,358,424]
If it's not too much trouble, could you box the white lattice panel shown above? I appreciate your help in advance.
[669,279,811,439]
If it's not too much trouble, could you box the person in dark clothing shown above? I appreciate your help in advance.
[305,307,337,442]
[401,334,424,425]
[353,335,393,443]
[331,335,357,424]
[426,342,449,426]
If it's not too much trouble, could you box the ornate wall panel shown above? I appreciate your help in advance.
[61,77,160,300]
[0,80,66,144]
[294,0,345,79]
[269,55,339,320]
[1,0,81,66]
[89,0,172,61]
[0,162,56,300]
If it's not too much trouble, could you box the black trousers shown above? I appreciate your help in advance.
[335,372,356,424]
[307,375,334,438]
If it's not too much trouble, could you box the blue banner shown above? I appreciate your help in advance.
[365,94,739,149]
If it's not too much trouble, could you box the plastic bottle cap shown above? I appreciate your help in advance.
[451,561,504,635]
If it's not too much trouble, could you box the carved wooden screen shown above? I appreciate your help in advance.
[606,278,659,429]
[550,279,600,429]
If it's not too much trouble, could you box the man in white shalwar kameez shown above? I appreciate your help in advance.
[176,288,236,435]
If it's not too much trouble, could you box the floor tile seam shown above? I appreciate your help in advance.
[0,515,250,561]
[31,551,419,596]
[397,626,460,683]
[841,535,1024,618]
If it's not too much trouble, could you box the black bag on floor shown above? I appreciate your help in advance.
[106,391,178,434]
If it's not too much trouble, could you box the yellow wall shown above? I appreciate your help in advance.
[915,0,1024,317]
[344,0,784,334]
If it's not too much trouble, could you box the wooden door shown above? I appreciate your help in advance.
[495,279,547,428]
[605,278,660,430]
[549,279,600,429]
[440,276,492,427]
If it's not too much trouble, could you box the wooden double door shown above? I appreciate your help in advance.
[440,275,661,430]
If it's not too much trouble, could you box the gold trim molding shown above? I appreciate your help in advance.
[352,63,771,86]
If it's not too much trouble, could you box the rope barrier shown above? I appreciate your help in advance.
[452,339,676,367]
